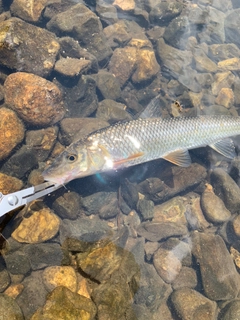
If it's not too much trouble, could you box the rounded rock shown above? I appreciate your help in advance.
[0,108,25,161]
[43,266,77,293]
[4,72,65,127]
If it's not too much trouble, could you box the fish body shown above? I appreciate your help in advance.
[43,115,240,184]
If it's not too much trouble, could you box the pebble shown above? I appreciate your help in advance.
[52,191,82,220]
[211,168,240,214]
[201,183,231,223]
[54,57,91,77]
[171,288,217,320]
[0,293,24,320]
[192,232,240,300]
[11,207,60,243]
[4,283,24,299]
[31,286,97,320]
[0,173,23,194]
[220,300,240,320]
[0,107,25,161]
[232,215,240,238]
[4,72,65,126]
[0,18,60,77]
[137,198,154,221]
[10,0,48,22]
[172,267,197,290]
[43,266,77,293]
[96,99,132,123]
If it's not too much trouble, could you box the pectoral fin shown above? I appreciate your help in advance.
[113,152,144,166]
[209,138,236,159]
[163,150,192,167]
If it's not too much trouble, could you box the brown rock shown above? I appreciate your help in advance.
[4,72,65,126]
[232,215,240,238]
[113,0,135,11]
[0,18,60,77]
[0,172,23,194]
[230,246,240,269]
[212,71,235,95]
[0,107,25,160]
[12,207,60,243]
[218,57,240,71]
[10,0,48,22]
[54,58,91,77]
[215,87,234,108]
[43,266,77,293]
[4,284,24,299]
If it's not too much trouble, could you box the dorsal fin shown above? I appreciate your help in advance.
[209,138,236,159]
[139,95,163,119]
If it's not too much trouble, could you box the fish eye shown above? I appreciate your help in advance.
[66,154,77,162]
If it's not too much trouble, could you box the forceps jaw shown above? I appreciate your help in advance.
[0,181,62,217]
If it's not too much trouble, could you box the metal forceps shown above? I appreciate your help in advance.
[0,182,62,217]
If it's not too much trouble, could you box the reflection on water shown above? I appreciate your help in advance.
[0,0,240,319]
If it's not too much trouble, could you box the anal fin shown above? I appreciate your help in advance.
[209,138,236,159]
[163,150,192,167]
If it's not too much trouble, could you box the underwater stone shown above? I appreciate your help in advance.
[0,293,24,320]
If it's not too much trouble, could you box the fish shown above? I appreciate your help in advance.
[42,96,239,185]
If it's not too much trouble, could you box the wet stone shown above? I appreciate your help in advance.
[11,206,60,244]
[31,286,97,320]
[215,87,234,109]
[172,266,197,290]
[218,57,240,71]
[225,9,240,48]
[10,0,48,22]
[212,71,235,95]
[4,72,65,126]
[220,300,240,320]
[0,18,59,77]
[192,232,240,300]
[96,1,118,26]
[95,70,121,100]
[0,173,23,195]
[0,107,25,161]
[171,288,217,320]
[201,183,231,223]
[1,145,38,179]
[4,251,31,275]
[232,215,240,238]
[211,168,240,214]
[0,269,10,292]
[103,20,134,49]
[25,126,58,162]
[144,241,159,261]
[4,283,24,299]
[52,191,82,220]
[59,117,109,145]
[16,271,48,319]
[163,15,190,49]
[193,47,218,73]
[43,266,77,293]
[47,3,112,63]
[54,57,91,77]
[149,1,183,26]
[137,198,154,221]
[113,0,135,11]
[96,99,132,124]
[23,243,64,271]
[209,43,240,62]
[0,294,24,320]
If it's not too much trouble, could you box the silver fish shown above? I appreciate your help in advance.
[42,114,239,185]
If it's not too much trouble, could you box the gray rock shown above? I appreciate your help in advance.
[55,75,98,118]
[25,126,58,162]
[0,18,59,77]
[0,294,24,320]
[96,99,132,124]
[209,43,240,62]
[1,145,38,179]
[211,168,240,214]
[4,250,31,275]
[81,191,118,216]
[171,288,217,320]
[193,47,218,73]
[23,243,64,271]
[59,216,112,245]
[16,271,48,319]
[192,232,240,300]
[172,266,197,290]
[0,269,10,292]
[59,117,109,145]
[163,15,190,49]
[47,3,112,63]
[201,184,231,223]
[96,1,118,25]
[149,1,183,26]
[137,198,154,221]
[220,300,240,320]
[225,9,240,47]
[95,70,122,100]
[52,191,82,220]
[54,57,91,78]
[137,221,188,242]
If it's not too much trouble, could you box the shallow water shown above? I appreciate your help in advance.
[0,0,240,319]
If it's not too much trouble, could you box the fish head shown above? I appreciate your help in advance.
[42,141,96,184]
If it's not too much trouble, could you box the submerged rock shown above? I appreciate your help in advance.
[0,107,25,161]
[192,232,240,300]
[0,18,59,77]
[4,72,65,126]
[10,0,48,22]
[0,172,23,194]
[0,294,24,320]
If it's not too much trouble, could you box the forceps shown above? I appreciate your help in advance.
[0,181,62,217]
